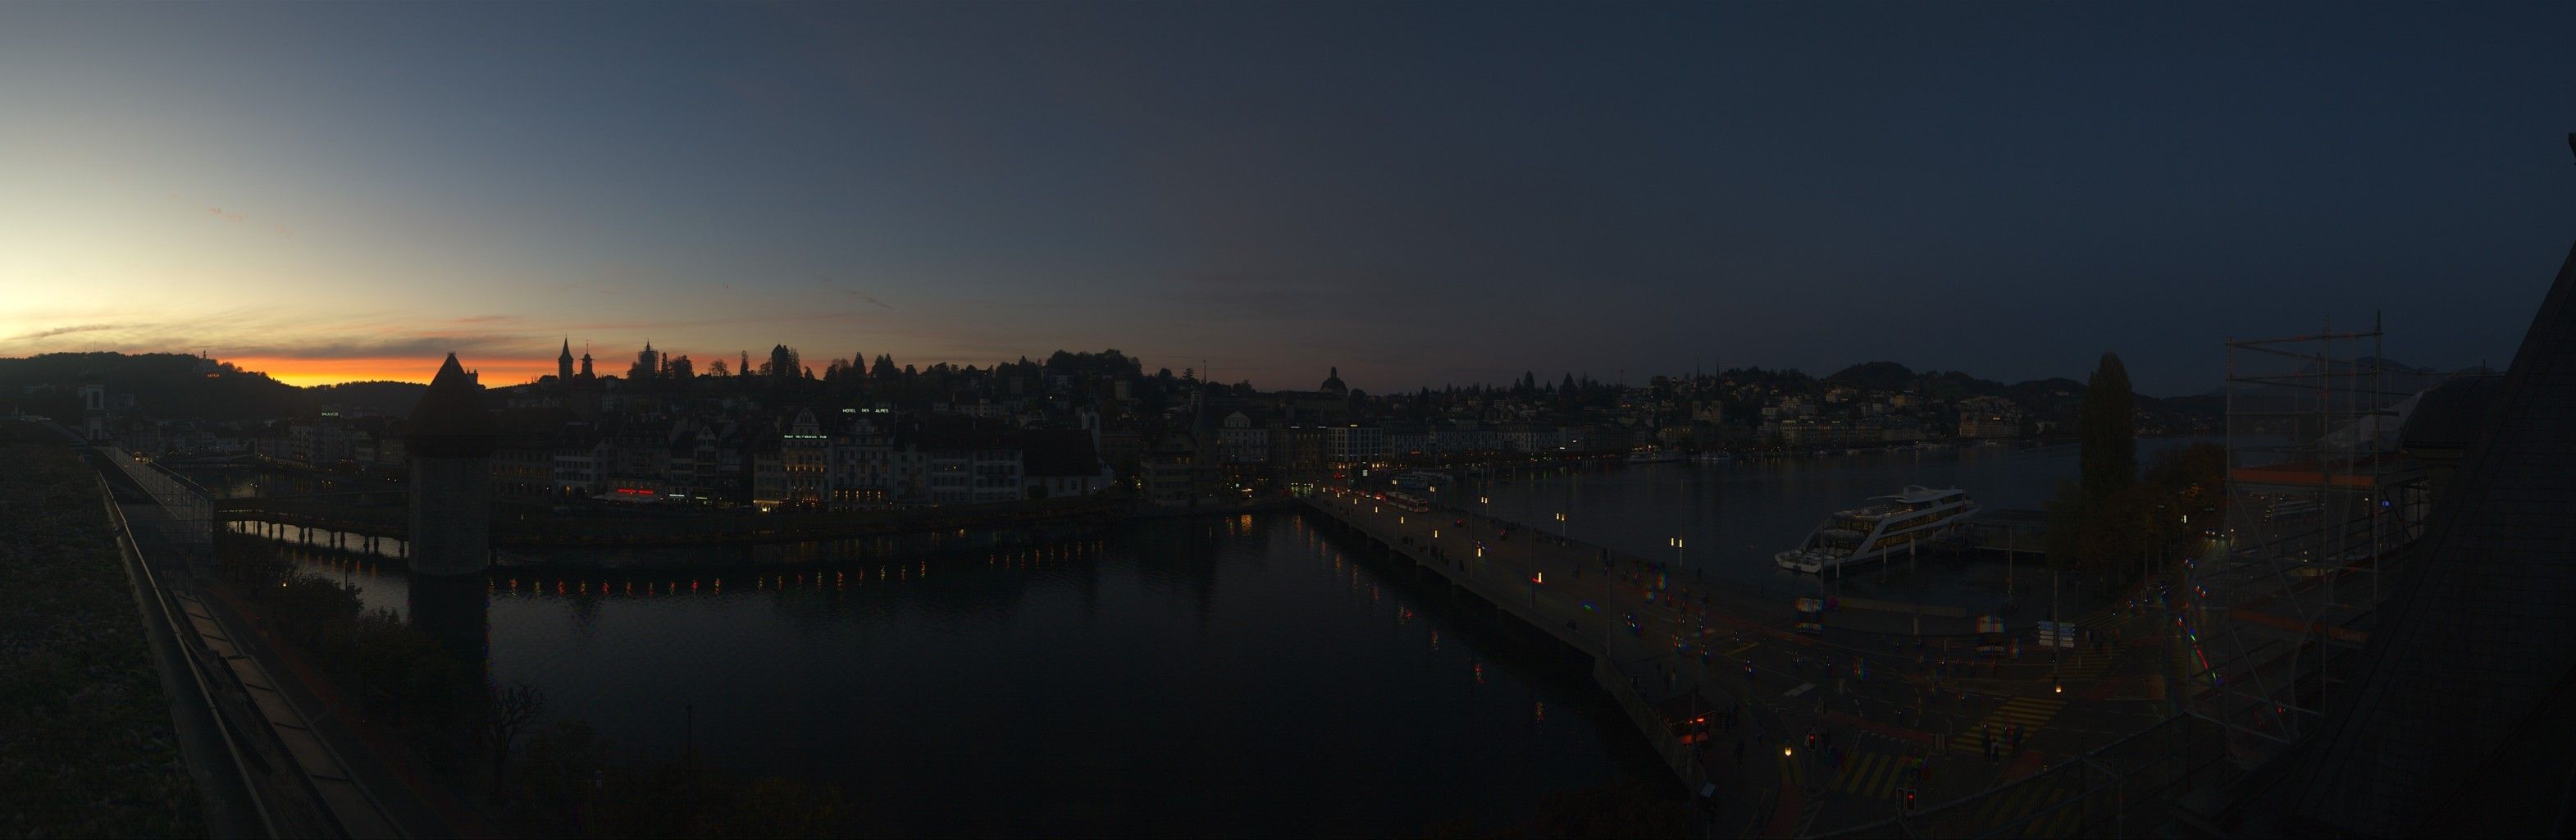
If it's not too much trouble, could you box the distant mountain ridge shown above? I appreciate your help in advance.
[2,349,2285,422]
[311,381,429,415]
[0,352,310,421]
[1822,361,1916,392]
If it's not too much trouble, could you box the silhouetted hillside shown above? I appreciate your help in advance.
[0,353,312,421]
[1823,361,1914,392]
[310,381,430,416]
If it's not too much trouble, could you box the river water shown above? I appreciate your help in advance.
[240,437,2203,835]
[283,514,1650,837]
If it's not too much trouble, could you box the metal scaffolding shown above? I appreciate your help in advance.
[2183,317,2435,765]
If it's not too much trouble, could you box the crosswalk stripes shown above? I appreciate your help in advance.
[1990,696,2064,728]
[1969,780,2039,825]
[1948,696,2066,755]
[1826,750,1921,799]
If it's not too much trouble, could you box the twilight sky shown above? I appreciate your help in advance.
[2,2,2569,394]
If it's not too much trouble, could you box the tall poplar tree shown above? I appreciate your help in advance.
[2080,352,2136,502]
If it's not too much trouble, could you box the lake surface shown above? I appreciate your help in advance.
[251,437,2206,834]
[293,514,1649,837]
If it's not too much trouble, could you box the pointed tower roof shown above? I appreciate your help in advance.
[408,353,496,456]
[559,338,573,361]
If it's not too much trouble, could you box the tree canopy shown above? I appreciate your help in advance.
[2080,352,2136,502]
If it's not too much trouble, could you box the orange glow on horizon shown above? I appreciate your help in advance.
[225,356,559,388]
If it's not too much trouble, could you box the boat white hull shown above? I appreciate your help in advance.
[1776,499,1980,573]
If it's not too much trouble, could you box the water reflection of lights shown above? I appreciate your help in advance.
[483,536,1117,600]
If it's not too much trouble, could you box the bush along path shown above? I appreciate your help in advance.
[0,426,203,838]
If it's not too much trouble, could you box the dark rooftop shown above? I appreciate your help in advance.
[2277,240,2576,837]
[407,353,496,455]
[2398,374,2505,453]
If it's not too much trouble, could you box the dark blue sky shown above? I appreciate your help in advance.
[2,2,2568,393]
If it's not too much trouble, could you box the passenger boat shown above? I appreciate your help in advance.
[1391,470,1451,490]
[1774,486,1979,573]
[1625,447,1684,464]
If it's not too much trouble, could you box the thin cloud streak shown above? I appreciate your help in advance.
[814,276,897,309]
[11,323,126,340]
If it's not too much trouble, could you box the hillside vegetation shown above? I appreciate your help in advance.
[0,422,202,836]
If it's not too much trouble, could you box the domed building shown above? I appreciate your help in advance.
[1271,366,1355,423]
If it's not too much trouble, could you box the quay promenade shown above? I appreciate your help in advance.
[1302,488,2188,837]
[1304,489,1790,837]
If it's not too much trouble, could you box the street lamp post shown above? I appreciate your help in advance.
[1671,536,1685,570]
[2052,568,2063,693]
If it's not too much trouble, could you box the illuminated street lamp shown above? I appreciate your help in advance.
[1671,536,1685,568]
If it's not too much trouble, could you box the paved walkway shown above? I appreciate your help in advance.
[1310,492,1804,837]
[107,461,494,840]
[1309,491,2191,837]
[193,582,504,838]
